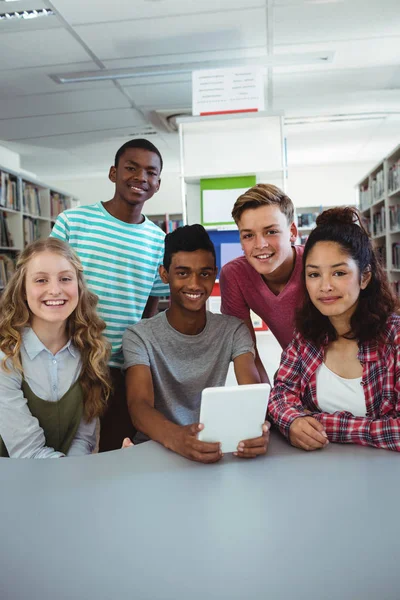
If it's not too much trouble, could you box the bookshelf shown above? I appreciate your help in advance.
[145,213,183,313]
[147,213,183,234]
[295,206,335,244]
[357,143,400,295]
[0,164,78,289]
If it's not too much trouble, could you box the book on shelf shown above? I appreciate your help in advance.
[0,211,14,248]
[50,192,68,218]
[372,207,386,236]
[389,205,400,231]
[359,184,371,210]
[0,172,19,211]
[297,212,318,228]
[371,169,384,202]
[392,243,400,270]
[23,216,41,247]
[0,253,16,288]
[22,183,41,216]
[148,216,184,233]
[167,218,184,233]
[388,160,400,193]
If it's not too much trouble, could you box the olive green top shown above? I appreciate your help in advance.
[0,379,83,458]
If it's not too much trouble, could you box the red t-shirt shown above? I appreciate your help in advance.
[220,245,304,349]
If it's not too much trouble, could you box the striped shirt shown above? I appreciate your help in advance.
[268,314,400,452]
[51,202,169,367]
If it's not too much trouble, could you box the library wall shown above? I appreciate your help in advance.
[0,144,20,173]
[287,162,373,208]
[47,172,182,214]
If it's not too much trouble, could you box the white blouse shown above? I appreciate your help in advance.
[316,362,366,417]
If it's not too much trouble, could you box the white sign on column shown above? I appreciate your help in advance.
[192,67,265,117]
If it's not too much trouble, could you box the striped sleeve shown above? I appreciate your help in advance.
[50,212,70,241]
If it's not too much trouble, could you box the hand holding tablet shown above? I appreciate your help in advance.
[198,383,271,454]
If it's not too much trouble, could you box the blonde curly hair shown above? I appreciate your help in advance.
[0,238,111,421]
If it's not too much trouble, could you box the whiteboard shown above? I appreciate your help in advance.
[202,187,248,224]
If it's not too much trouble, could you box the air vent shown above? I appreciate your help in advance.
[150,109,192,133]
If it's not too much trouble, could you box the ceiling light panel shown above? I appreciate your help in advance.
[0,8,53,19]
[50,52,334,84]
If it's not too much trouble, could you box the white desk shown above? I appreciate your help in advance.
[1,433,399,600]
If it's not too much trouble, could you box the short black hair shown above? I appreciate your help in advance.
[114,138,163,171]
[163,224,216,271]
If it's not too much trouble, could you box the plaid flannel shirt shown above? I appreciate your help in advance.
[268,314,400,451]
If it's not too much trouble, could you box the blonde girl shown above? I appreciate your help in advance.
[0,238,111,458]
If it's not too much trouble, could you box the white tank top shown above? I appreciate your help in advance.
[316,363,366,417]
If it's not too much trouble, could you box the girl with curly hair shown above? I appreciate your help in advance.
[268,206,400,452]
[0,237,114,458]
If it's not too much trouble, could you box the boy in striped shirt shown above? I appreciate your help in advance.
[51,138,169,451]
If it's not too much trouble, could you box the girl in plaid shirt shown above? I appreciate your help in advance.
[268,207,400,452]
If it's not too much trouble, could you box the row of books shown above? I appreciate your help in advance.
[371,170,385,202]
[150,217,184,234]
[22,183,41,216]
[0,172,19,211]
[359,184,370,210]
[0,212,14,248]
[388,160,400,193]
[297,212,318,228]
[166,218,184,233]
[0,254,16,289]
[392,243,400,269]
[298,234,309,245]
[375,245,386,268]
[392,280,400,296]
[23,217,41,247]
[50,192,68,218]
[389,204,400,231]
[372,207,386,236]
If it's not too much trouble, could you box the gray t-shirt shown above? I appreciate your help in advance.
[122,311,254,442]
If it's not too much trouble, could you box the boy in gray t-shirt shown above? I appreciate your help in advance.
[122,224,270,463]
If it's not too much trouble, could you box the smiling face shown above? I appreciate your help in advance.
[109,146,161,206]
[25,251,79,332]
[305,241,371,325]
[159,250,217,314]
[238,205,297,278]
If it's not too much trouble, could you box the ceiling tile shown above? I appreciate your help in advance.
[73,7,266,60]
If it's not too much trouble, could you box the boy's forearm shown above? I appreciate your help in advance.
[130,400,181,451]
[255,349,270,384]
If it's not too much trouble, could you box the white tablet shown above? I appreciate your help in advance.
[198,383,270,453]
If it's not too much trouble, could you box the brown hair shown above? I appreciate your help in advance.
[232,183,294,225]
[296,206,398,345]
[0,238,111,420]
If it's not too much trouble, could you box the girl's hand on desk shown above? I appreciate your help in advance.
[289,417,328,451]
[171,423,223,464]
[234,421,270,458]
[121,438,134,449]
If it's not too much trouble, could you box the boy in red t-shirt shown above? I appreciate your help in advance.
[220,183,303,383]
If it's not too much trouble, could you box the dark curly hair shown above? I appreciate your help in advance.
[163,224,216,271]
[296,206,398,344]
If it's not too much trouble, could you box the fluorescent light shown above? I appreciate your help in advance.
[0,8,54,19]
[50,52,334,84]
[285,112,399,125]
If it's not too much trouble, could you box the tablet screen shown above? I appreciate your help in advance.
[198,384,270,453]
